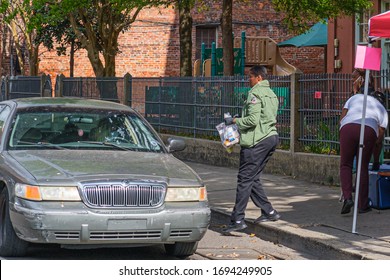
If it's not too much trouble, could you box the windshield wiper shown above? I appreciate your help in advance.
[16,141,68,150]
[77,140,138,151]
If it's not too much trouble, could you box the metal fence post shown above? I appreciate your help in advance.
[193,77,197,138]
[55,74,64,97]
[4,76,9,100]
[290,72,301,154]
[158,77,162,133]
[123,73,132,106]
[41,74,52,97]
[0,77,3,101]
[40,74,45,97]
[0,77,5,101]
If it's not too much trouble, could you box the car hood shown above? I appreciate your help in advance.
[8,150,202,186]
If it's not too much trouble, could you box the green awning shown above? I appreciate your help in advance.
[278,21,328,47]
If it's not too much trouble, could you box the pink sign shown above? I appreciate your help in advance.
[354,45,382,71]
[314,91,322,99]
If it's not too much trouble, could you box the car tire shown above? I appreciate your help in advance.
[164,241,198,258]
[0,188,29,257]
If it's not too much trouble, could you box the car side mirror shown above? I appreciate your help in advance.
[167,137,186,152]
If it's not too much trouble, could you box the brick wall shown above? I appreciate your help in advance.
[39,7,180,78]
[279,47,326,73]
[2,1,325,78]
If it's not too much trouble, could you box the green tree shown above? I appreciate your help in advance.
[31,0,170,77]
[0,0,40,75]
[178,0,193,77]
[221,0,233,76]
[272,0,373,33]
[175,0,206,77]
[34,15,81,77]
[220,0,373,76]
[176,0,224,77]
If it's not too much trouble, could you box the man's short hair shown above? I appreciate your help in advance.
[249,65,267,79]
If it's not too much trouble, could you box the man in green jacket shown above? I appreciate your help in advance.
[223,65,280,233]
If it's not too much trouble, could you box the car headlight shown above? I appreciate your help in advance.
[165,186,207,202]
[15,183,81,201]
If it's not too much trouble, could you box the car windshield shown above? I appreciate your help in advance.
[7,107,164,153]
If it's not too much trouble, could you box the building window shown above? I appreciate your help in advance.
[195,26,217,59]
[356,10,372,44]
[383,1,390,12]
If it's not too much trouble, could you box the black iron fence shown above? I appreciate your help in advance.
[2,71,390,154]
[0,74,52,100]
[54,74,131,104]
[298,73,352,154]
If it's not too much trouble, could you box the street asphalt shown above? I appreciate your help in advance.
[185,161,390,260]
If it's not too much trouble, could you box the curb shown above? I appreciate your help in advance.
[210,209,367,260]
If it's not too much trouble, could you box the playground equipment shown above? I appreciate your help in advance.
[194,31,299,77]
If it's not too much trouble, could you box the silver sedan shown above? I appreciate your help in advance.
[0,97,210,257]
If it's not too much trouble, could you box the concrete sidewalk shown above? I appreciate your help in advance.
[185,161,390,260]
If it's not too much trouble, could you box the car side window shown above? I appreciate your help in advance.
[0,105,11,144]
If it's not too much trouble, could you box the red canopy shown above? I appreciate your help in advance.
[369,10,390,38]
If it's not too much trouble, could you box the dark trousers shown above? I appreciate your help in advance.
[339,123,377,210]
[231,135,279,222]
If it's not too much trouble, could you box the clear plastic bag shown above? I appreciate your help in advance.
[216,122,240,153]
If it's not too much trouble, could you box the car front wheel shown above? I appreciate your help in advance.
[164,241,198,258]
[0,187,28,257]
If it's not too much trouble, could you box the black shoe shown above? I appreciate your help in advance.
[254,210,281,223]
[359,207,372,214]
[222,221,248,233]
[341,199,354,214]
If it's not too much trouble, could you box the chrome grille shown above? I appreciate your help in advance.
[81,182,166,208]
[54,231,80,240]
[170,230,192,238]
[90,231,161,240]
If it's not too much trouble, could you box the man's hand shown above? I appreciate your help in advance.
[224,116,234,125]
[224,113,240,125]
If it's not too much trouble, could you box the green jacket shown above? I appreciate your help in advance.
[235,80,279,148]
